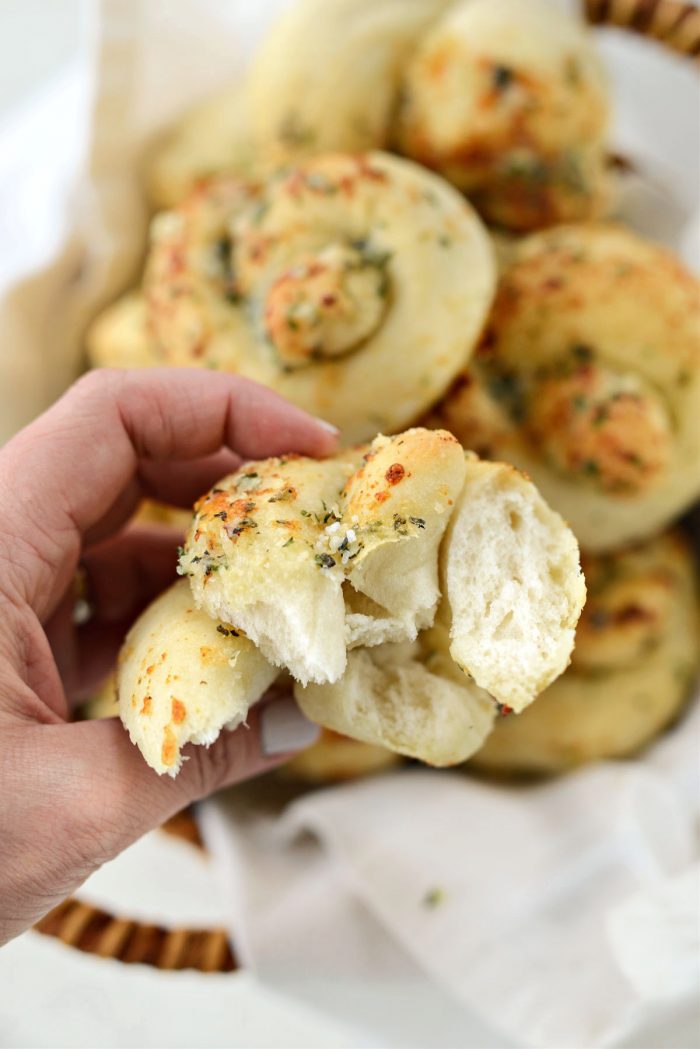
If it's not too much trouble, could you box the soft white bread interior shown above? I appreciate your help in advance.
[180,429,467,685]
[180,452,358,684]
[343,430,467,633]
[117,579,277,775]
[295,623,496,766]
[470,530,700,773]
[442,460,586,711]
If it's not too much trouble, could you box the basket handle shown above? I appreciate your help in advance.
[34,896,238,972]
[584,0,700,59]
[33,811,239,973]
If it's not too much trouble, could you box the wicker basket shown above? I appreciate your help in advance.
[33,0,699,973]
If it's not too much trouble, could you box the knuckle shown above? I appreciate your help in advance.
[184,726,253,800]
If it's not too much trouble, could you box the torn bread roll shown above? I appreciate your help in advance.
[179,429,469,684]
[118,428,585,773]
[179,430,585,702]
[117,579,277,775]
[470,531,700,774]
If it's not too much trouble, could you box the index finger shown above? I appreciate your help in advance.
[0,368,338,611]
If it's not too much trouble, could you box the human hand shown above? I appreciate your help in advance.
[0,368,334,946]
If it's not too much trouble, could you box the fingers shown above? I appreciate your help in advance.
[45,694,320,865]
[138,447,242,510]
[43,524,183,705]
[58,524,184,703]
[0,696,319,942]
[83,448,242,547]
[81,524,182,623]
[0,369,338,614]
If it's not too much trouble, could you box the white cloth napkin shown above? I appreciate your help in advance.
[200,702,700,1049]
[0,3,698,1046]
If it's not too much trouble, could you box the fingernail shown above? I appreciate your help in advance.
[261,697,321,755]
[314,417,340,436]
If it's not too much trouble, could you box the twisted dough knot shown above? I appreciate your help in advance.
[112,151,495,443]
[425,223,700,551]
[394,0,609,229]
[244,0,610,231]
[243,242,389,368]
[525,364,671,495]
[573,555,674,671]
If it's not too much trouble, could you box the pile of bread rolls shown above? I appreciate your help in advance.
[86,0,700,780]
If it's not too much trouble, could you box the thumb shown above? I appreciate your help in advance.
[56,695,320,866]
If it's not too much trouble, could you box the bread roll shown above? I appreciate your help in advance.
[86,293,159,370]
[249,0,450,163]
[247,0,609,230]
[396,0,610,229]
[179,429,468,684]
[283,728,402,783]
[425,224,700,551]
[117,579,277,775]
[119,429,584,773]
[87,152,495,443]
[471,532,700,774]
[146,83,256,210]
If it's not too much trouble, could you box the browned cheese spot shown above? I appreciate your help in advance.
[161,725,177,767]
[385,463,406,485]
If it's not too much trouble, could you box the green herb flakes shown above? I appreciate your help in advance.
[422,887,445,909]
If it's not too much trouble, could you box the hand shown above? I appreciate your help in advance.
[0,368,335,946]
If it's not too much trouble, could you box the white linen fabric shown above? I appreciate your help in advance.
[200,706,700,1048]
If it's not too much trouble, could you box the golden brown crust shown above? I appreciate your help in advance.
[396,0,610,229]
[135,151,496,443]
[425,224,700,550]
[282,728,402,783]
[117,580,277,775]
